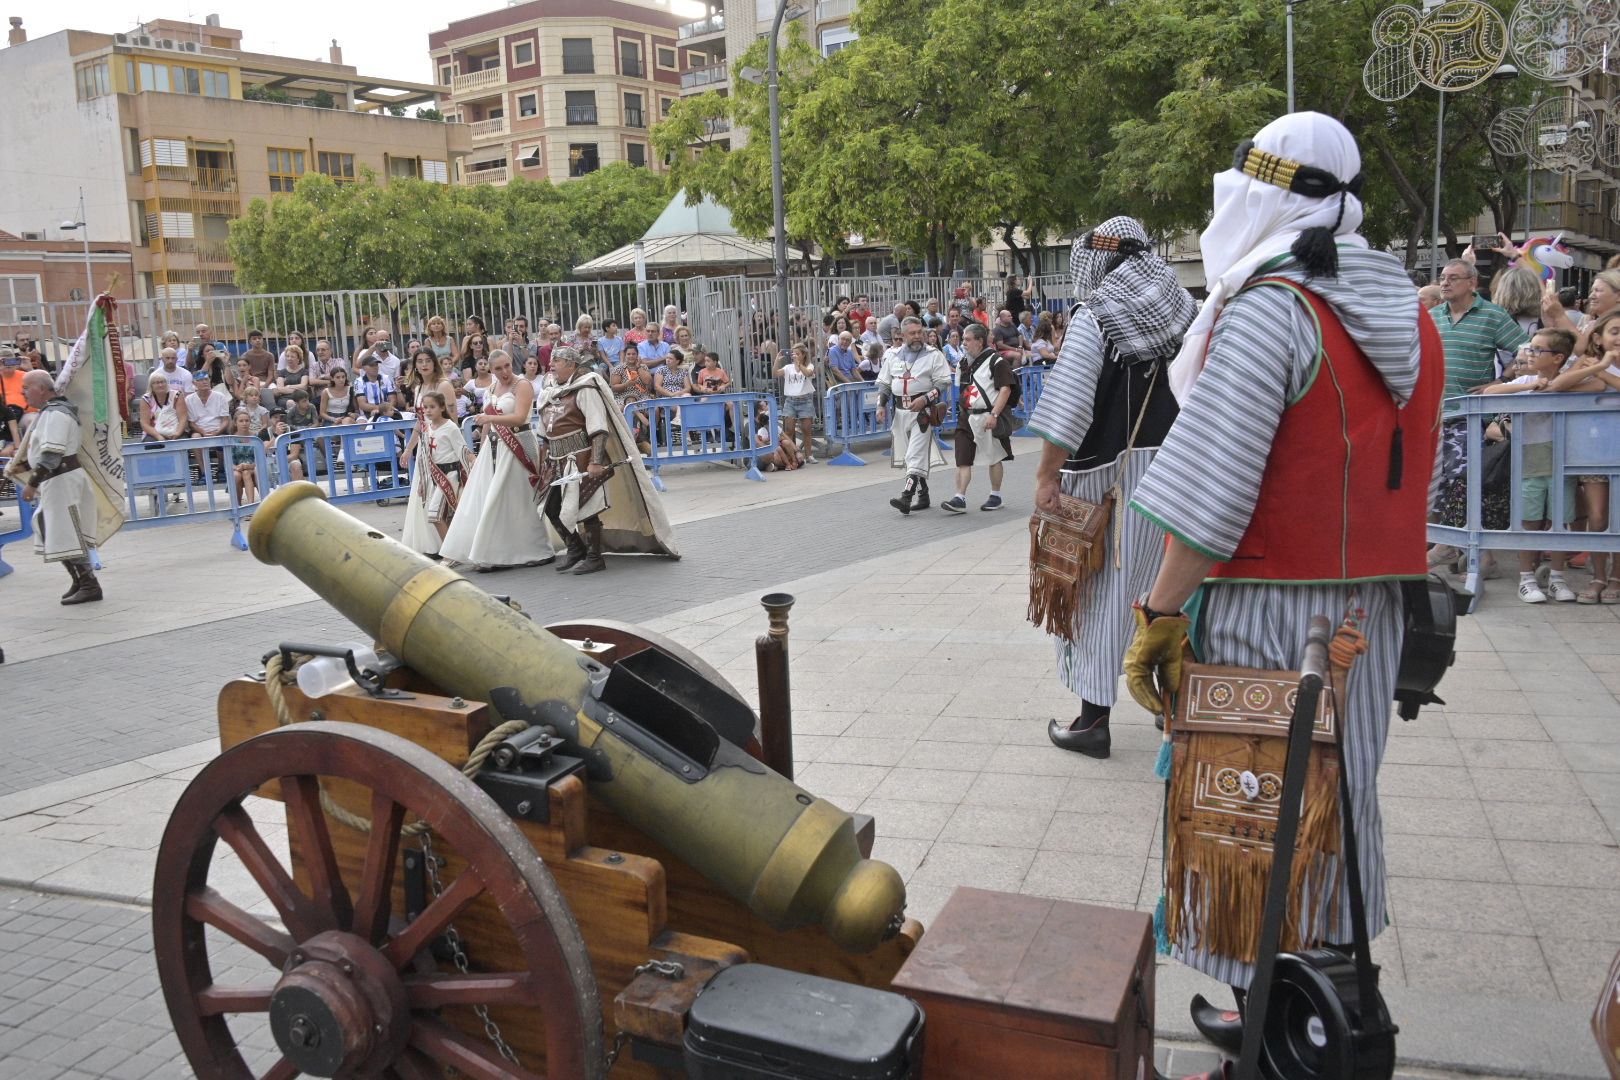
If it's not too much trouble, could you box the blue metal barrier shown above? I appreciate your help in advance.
[823,382,891,466]
[122,435,272,551]
[624,393,772,491]
[0,459,32,579]
[1012,365,1046,436]
[273,419,415,509]
[1429,392,1620,608]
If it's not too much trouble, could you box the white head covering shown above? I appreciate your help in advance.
[1168,112,1369,401]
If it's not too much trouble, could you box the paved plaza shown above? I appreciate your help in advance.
[1,448,1617,1079]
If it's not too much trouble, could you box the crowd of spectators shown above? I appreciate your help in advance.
[1426,235,1620,603]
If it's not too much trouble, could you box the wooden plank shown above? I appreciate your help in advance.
[217,678,493,770]
[912,1006,1117,1080]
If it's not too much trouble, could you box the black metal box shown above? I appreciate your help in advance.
[683,963,924,1080]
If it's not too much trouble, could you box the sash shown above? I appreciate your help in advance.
[487,406,541,495]
[413,416,431,500]
[428,456,461,513]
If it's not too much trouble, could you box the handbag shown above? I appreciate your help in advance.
[1025,364,1159,643]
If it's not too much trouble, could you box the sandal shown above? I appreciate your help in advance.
[1578,581,1603,605]
[1603,578,1620,604]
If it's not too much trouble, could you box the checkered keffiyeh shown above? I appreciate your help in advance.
[1070,216,1197,366]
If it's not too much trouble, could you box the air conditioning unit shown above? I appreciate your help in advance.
[180,41,198,52]
[114,33,129,44]
[133,35,152,46]
[157,39,176,49]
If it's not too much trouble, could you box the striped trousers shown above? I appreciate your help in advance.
[1052,448,1166,708]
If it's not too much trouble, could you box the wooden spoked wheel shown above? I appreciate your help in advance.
[152,721,604,1080]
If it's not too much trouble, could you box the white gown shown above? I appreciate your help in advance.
[401,416,469,556]
[439,390,553,567]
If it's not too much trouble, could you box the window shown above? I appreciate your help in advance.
[518,144,542,169]
[656,46,678,70]
[511,39,535,66]
[177,66,201,95]
[388,156,419,180]
[480,55,502,70]
[565,90,597,125]
[568,143,600,177]
[203,69,229,97]
[317,151,355,181]
[438,63,454,85]
[75,59,110,101]
[562,38,595,74]
[267,147,305,192]
[130,200,149,246]
[141,138,188,170]
[820,26,857,56]
[660,97,675,118]
[623,92,645,128]
[422,159,449,183]
[137,61,170,93]
[159,211,196,238]
[124,127,141,174]
[619,40,643,77]
[517,92,538,118]
[627,142,647,168]
[470,157,507,173]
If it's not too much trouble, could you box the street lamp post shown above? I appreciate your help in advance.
[60,188,94,301]
[1286,0,1298,112]
[766,0,805,354]
[1431,64,1518,280]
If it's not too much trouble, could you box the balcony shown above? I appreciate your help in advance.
[681,63,727,90]
[703,117,731,135]
[467,165,508,185]
[468,116,509,141]
[192,168,238,193]
[816,0,855,20]
[452,65,504,96]
[679,13,725,39]
[566,105,599,125]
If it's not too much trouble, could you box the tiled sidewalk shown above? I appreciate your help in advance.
[1,472,1616,1077]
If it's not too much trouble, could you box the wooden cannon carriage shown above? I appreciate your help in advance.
[151,483,1156,1080]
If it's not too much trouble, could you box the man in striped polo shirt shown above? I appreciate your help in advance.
[1427,259,1526,571]
[1429,259,1527,401]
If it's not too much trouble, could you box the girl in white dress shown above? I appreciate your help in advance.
[400,392,469,552]
[399,349,461,555]
[439,350,554,570]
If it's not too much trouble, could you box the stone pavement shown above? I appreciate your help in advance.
[1,448,1616,1078]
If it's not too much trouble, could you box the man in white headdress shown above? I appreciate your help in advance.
[1121,113,1444,1076]
[1028,216,1197,758]
[5,370,104,603]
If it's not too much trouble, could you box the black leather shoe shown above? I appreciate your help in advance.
[890,490,913,515]
[1190,993,1244,1055]
[1047,717,1110,758]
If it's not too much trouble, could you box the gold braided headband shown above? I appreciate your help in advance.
[1231,139,1363,199]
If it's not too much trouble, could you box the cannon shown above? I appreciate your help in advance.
[152,483,1157,1080]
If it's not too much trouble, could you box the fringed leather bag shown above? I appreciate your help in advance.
[1164,663,1344,964]
[1026,366,1157,642]
[1027,492,1112,637]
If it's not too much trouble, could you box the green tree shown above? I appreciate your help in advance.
[558,162,672,263]
[415,106,445,121]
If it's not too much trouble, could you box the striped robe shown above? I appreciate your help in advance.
[1130,250,1432,988]
[1028,314,1176,708]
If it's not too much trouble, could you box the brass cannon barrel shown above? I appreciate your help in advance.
[249,483,905,952]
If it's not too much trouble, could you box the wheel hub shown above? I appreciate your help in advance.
[268,931,408,1077]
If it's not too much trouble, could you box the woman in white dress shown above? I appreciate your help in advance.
[399,348,460,555]
[440,350,554,570]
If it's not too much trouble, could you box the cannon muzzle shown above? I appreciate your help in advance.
[248,483,905,951]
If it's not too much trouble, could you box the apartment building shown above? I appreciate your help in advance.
[0,17,469,306]
[430,0,704,186]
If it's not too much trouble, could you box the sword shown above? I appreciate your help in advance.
[547,458,635,487]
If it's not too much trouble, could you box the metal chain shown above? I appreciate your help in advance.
[602,1030,631,1073]
[601,959,686,1072]
[419,831,522,1068]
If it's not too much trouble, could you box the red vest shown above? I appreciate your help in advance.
[1208,280,1444,584]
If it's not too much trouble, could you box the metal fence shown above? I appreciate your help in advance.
[1,272,1073,415]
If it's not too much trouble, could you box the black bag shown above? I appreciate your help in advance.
[1480,432,1512,490]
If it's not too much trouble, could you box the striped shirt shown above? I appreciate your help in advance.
[1428,295,1527,405]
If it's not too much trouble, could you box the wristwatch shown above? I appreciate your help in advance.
[1141,601,1183,622]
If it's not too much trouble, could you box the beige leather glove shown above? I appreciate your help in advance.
[1122,602,1191,718]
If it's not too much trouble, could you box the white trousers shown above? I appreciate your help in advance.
[891,410,944,479]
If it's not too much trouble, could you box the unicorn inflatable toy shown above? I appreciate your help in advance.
[1515,234,1575,281]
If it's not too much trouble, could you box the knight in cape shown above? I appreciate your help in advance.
[539,345,677,574]
[3,296,127,605]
